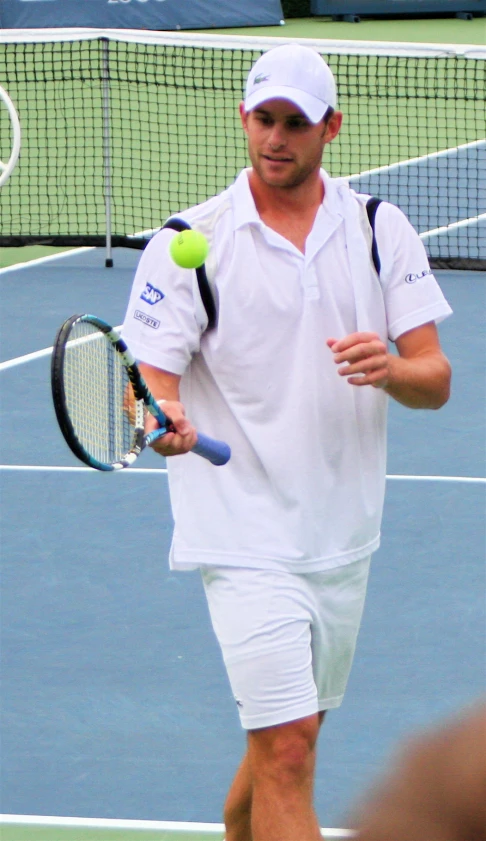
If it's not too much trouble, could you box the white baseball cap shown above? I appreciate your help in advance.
[244,43,337,124]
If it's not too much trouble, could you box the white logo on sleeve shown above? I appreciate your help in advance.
[134,310,160,330]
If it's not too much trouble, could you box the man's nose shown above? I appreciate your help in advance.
[267,124,286,149]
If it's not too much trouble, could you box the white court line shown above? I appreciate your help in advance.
[0,464,168,475]
[2,203,473,281]
[0,815,223,832]
[0,227,156,277]
[420,212,486,241]
[0,139,483,279]
[0,346,51,370]
[0,134,482,373]
[0,816,359,837]
[0,465,484,483]
[0,815,354,839]
[346,139,486,241]
[0,245,94,276]
[0,325,122,371]
[386,474,485,484]
[347,137,486,181]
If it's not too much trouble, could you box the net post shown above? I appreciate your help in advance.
[101,38,114,268]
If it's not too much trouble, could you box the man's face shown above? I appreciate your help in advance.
[240,98,341,190]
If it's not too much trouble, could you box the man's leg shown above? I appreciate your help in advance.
[224,712,326,841]
[248,713,323,841]
[200,565,362,840]
[224,752,252,841]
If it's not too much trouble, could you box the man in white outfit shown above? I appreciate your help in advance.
[122,43,452,841]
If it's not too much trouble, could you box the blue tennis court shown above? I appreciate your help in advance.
[1,63,486,833]
[0,228,485,838]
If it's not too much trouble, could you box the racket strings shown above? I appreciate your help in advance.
[63,321,139,463]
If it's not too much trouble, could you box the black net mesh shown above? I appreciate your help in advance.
[1,35,484,267]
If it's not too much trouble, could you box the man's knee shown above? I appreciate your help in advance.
[248,715,320,782]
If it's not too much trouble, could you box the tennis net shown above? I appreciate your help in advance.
[0,30,485,268]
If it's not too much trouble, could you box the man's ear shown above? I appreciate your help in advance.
[324,110,343,143]
[239,101,249,134]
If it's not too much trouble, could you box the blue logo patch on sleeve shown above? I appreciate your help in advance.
[140,283,164,305]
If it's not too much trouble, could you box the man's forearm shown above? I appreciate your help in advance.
[382,351,451,409]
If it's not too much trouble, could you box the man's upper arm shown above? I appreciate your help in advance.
[122,229,203,375]
[138,364,181,402]
[375,203,452,342]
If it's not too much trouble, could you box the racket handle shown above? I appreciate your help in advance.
[192,433,231,466]
[145,427,230,466]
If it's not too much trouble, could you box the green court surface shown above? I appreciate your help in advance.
[0,817,354,840]
[193,15,486,44]
[0,818,223,841]
[0,245,78,270]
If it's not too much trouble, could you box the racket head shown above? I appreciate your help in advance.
[51,314,145,470]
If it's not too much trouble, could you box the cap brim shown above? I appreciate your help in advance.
[244,85,329,124]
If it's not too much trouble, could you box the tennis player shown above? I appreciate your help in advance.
[122,43,452,841]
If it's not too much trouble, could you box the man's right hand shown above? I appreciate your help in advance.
[146,399,198,457]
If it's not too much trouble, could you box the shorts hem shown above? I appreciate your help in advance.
[240,701,320,731]
[239,694,345,728]
[318,695,344,711]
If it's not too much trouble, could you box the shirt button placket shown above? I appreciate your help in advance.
[303,261,320,300]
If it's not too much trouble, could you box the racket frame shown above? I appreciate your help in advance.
[51,314,230,470]
[51,315,168,471]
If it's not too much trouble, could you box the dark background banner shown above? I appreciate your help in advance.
[1,0,284,30]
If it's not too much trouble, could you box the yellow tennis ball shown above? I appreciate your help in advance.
[169,230,209,269]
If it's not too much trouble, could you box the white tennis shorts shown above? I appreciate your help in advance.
[201,556,371,730]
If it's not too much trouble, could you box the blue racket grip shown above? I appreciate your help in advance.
[145,411,230,467]
[191,433,231,466]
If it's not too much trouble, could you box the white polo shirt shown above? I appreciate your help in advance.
[122,169,452,573]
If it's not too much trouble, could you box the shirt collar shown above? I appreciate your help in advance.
[231,169,261,230]
[231,168,345,232]
[320,169,346,220]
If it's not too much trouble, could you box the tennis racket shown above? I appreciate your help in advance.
[51,314,231,470]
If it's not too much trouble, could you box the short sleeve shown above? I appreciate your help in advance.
[121,228,208,375]
[375,203,453,341]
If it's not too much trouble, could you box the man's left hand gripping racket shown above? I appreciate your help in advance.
[51,314,231,470]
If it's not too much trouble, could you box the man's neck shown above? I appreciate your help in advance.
[247,169,325,254]
[247,168,325,220]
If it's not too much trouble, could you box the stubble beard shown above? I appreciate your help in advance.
[253,148,324,190]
